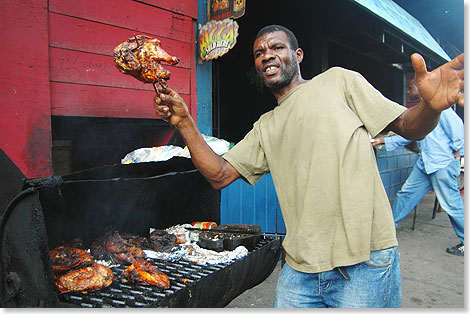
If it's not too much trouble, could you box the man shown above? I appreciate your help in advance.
[153,25,464,307]
[373,79,464,256]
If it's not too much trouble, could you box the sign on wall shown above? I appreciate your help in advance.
[208,0,246,21]
[199,18,239,61]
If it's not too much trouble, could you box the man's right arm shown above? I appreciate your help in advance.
[153,87,241,190]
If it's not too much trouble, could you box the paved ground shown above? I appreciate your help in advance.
[226,190,465,308]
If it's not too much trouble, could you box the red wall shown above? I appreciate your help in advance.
[0,0,52,178]
[0,0,198,178]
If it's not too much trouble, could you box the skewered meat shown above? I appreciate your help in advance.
[91,231,146,264]
[55,263,115,294]
[50,246,94,276]
[113,35,180,87]
[148,230,177,253]
[121,258,170,289]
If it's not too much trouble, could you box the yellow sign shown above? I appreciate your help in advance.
[199,19,239,61]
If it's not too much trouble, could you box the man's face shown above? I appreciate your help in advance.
[407,78,420,100]
[253,31,300,91]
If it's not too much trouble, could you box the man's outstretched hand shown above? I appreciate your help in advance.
[412,53,464,110]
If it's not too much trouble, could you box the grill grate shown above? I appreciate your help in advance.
[58,237,277,308]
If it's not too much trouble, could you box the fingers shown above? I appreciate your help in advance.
[155,106,171,120]
[153,88,176,107]
[157,85,183,100]
[410,53,427,82]
[448,53,464,70]
[457,92,464,107]
[153,95,171,119]
[153,94,161,106]
[153,85,189,123]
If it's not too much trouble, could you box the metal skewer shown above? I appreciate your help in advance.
[133,34,140,48]
[153,82,160,96]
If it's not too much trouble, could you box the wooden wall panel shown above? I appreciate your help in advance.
[136,0,198,18]
[50,82,191,118]
[49,13,191,69]
[49,48,190,94]
[221,174,284,234]
[0,0,52,177]
[49,0,194,43]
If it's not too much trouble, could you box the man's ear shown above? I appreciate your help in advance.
[296,48,304,63]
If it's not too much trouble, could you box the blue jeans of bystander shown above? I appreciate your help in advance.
[393,159,464,243]
[273,246,401,308]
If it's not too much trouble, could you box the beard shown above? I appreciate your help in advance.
[258,51,298,92]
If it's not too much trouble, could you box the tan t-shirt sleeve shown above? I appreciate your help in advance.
[222,123,269,186]
[345,71,407,137]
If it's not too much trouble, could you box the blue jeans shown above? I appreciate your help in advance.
[393,160,464,244]
[274,247,402,308]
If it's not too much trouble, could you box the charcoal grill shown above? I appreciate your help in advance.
[0,149,281,307]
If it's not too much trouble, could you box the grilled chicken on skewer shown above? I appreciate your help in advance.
[113,34,180,89]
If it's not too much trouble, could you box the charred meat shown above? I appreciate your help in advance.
[55,263,115,294]
[50,246,94,276]
[121,258,170,289]
[121,233,149,248]
[148,230,177,253]
[91,231,147,265]
[113,35,180,87]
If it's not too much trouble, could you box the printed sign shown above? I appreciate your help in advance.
[199,18,239,61]
[208,0,246,21]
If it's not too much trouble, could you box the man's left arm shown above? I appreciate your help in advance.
[386,53,464,140]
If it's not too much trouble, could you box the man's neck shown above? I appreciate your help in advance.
[272,77,308,99]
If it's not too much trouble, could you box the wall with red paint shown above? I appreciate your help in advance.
[0,0,52,178]
[0,0,198,178]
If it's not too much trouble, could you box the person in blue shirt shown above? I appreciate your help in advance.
[373,79,464,256]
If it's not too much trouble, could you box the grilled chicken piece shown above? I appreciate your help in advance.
[55,263,115,294]
[91,231,146,265]
[148,230,177,253]
[50,246,94,276]
[113,35,180,87]
[121,233,149,248]
[121,258,170,289]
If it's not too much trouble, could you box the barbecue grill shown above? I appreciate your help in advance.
[0,149,281,307]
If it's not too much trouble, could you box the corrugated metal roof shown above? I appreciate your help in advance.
[352,0,451,61]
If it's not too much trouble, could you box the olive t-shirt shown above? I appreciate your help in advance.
[222,67,407,273]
